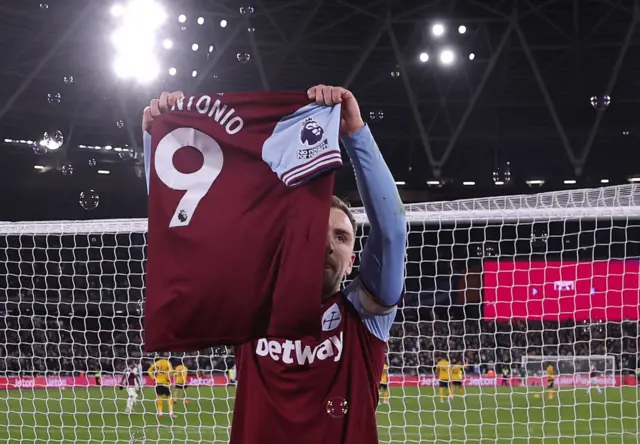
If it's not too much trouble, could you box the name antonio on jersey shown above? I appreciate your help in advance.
[171,94,244,136]
[255,331,344,365]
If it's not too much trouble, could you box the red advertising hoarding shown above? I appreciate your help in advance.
[1,374,636,390]
[483,260,640,321]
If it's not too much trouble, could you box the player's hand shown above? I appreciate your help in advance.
[307,84,365,136]
[142,91,185,134]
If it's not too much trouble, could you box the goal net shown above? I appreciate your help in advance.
[1,184,640,443]
[522,354,616,377]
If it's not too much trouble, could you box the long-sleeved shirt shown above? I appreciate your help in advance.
[340,124,406,341]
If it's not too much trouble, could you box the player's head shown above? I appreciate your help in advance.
[323,196,356,297]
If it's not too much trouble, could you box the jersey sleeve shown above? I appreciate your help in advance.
[344,278,396,342]
[262,103,343,187]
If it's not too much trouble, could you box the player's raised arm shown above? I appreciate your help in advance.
[307,85,406,314]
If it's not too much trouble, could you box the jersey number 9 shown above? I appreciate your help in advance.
[154,127,224,227]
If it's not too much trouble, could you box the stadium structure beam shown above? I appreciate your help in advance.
[577,1,638,173]
[246,19,270,91]
[268,0,324,83]
[524,0,573,43]
[303,0,387,39]
[514,18,578,166]
[344,23,387,89]
[253,0,319,84]
[437,24,514,170]
[193,25,243,91]
[387,19,436,175]
[0,3,95,122]
[334,0,383,20]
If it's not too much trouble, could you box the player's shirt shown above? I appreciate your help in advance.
[148,359,173,386]
[121,366,141,387]
[590,371,598,378]
[546,366,554,382]
[173,364,188,385]
[144,92,343,352]
[436,360,450,381]
[450,365,463,381]
[230,279,396,444]
[381,363,389,385]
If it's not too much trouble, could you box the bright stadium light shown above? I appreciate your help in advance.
[197,17,204,25]
[440,49,455,65]
[458,25,467,34]
[432,23,445,37]
[192,43,199,51]
[564,179,577,185]
[178,14,186,23]
[110,4,125,17]
[169,67,176,76]
[111,0,167,83]
[419,52,429,63]
[122,0,166,30]
[469,53,475,60]
[192,70,198,77]
[600,179,610,184]
[220,19,228,27]
[463,181,475,186]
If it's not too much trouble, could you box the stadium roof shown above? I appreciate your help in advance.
[0,0,639,220]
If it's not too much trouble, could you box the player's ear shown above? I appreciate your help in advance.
[346,253,355,275]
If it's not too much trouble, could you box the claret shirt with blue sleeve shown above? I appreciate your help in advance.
[231,124,407,444]
[143,92,343,352]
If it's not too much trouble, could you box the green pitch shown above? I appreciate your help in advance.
[1,386,639,443]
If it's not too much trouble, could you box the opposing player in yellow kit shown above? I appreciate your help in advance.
[379,362,390,405]
[148,356,174,418]
[172,360,190,406]
[435,356,451,402]
[546,364,555,400]
[450,360,465,396]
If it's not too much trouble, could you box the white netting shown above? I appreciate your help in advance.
[1,184,640,443]
[522,355,616,376]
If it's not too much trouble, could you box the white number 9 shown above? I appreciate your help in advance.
[154,127,224,227]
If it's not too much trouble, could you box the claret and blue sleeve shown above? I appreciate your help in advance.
[341,124,407,310]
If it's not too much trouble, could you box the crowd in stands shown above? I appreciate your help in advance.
[1,312,638,377]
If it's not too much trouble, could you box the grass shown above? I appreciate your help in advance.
[0,385,639,443]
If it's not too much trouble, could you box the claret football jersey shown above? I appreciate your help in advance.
[231,280,391,444]
[144,92,343,352]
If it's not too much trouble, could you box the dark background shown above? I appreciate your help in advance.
[1,0,639,221]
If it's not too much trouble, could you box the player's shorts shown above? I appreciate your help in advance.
[451,380,462,387]
[379,383,388,391]
[439,380,449,388]
[175,384,188,390]
[126,387,138,397]
[547,380,554,389]
[155,385,171,397]
[590,377,598,385]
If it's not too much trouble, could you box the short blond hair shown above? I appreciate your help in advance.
[331,196,357,235]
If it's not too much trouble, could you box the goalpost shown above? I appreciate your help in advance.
[1,184,640,443]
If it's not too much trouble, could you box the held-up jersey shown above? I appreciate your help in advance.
[143,92,343,352]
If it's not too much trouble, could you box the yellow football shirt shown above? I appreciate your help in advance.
[381,364,389,384]
[148,359,173,386]
[173,364,188,385]
[436,359,450,381]
[546,365,554,382]
[450,364,463,381]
